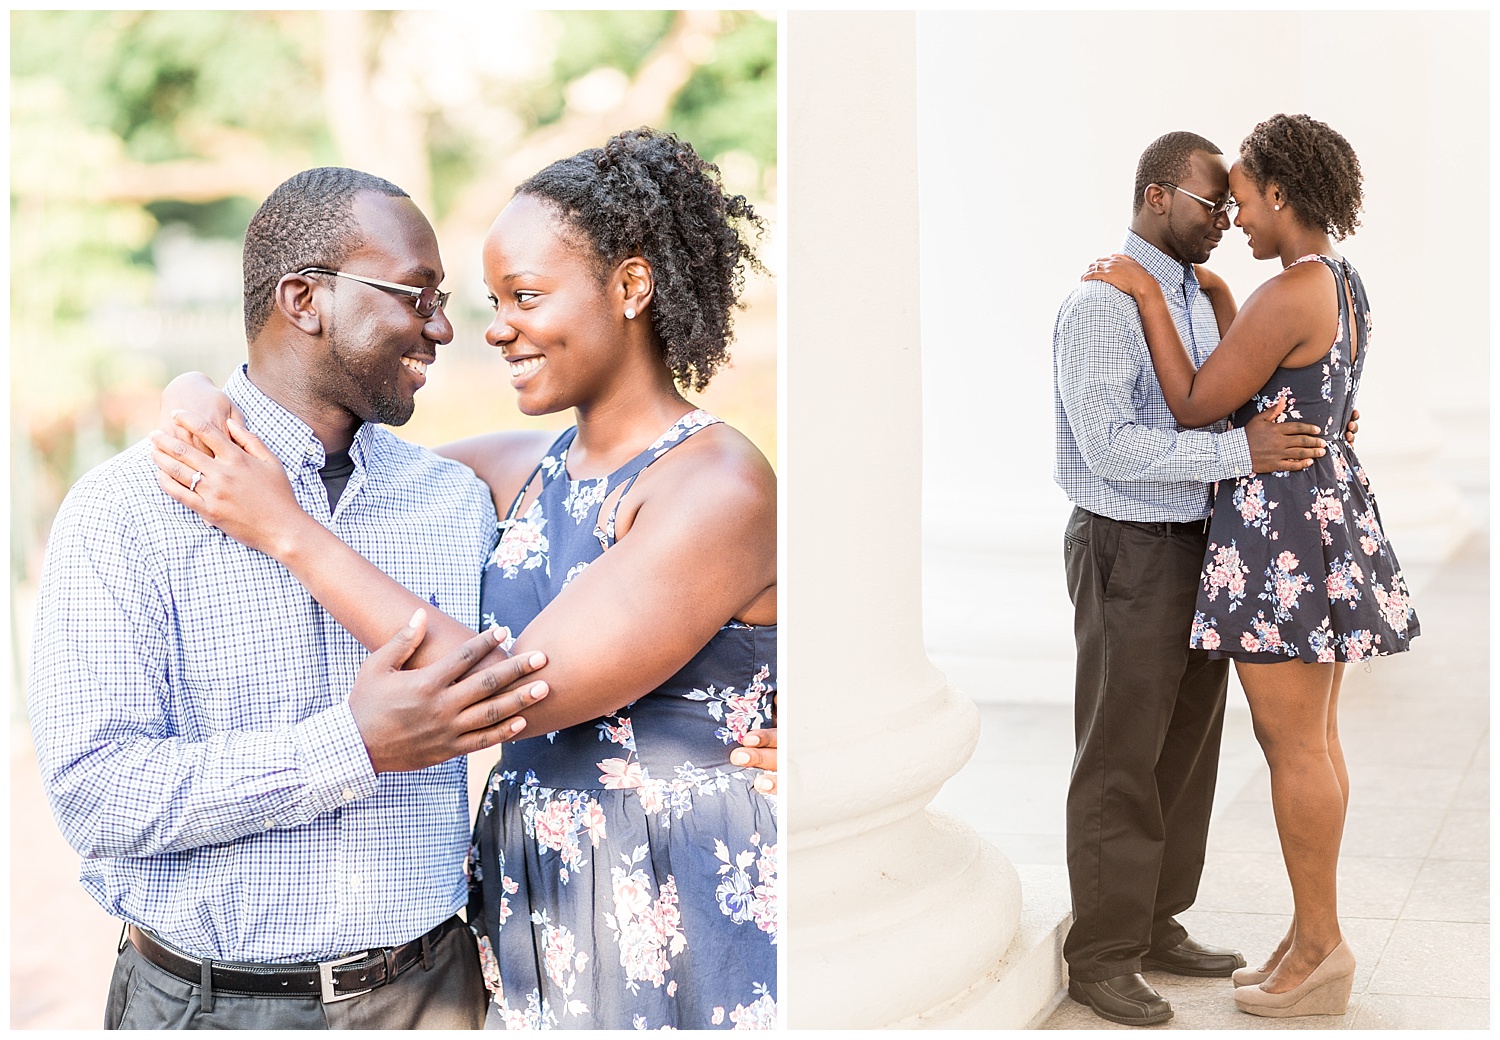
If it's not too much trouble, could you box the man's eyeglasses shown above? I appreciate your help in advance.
[298,267,449,318]
[1155,182,1236,220]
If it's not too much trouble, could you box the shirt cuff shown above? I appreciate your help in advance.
[1224,426,1253,477]
[293,702,379,812]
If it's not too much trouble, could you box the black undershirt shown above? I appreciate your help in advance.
[318,449,356,512]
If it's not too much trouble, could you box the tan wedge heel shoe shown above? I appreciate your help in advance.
[1233,941,1355,1018]
[1232,965,1272,987]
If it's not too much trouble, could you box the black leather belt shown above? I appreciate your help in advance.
[1124,516,1211,536]
[126,915,458,1003]
[1089,511,1210,536]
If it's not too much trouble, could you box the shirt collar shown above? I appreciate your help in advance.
[1122,229,1198,296]
[225,364,379,471]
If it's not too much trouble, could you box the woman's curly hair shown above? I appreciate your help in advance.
[515,127,765,392]
[1239,114,1363,240]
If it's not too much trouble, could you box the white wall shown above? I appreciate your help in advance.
[915,12,1488,704]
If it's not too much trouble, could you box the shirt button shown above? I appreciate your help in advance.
[343,788,357,801]
[304,445,320,458]
[263,819,275,829]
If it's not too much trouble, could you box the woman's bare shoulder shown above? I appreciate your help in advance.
[437,429,562,501]
[1241,258,1335,319]
[645,417,780,522]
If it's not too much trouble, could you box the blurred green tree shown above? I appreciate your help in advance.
[10,10,777,708]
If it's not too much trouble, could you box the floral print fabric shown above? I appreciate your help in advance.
[1191,256,1419,663]
[470,411,778,1029]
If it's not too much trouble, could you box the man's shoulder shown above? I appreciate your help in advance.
[1056,279,1142,329]
[48,440,193,559]
[59,441,162,516]
[365,428,492,505]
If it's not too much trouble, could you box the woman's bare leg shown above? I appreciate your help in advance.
[1237,659,1346,992]
[1254,661,1349,976]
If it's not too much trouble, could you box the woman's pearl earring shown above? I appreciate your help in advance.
[625,308,637,320]
[1274,204,1281,211]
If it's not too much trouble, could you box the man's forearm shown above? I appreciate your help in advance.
[35,698,378,859]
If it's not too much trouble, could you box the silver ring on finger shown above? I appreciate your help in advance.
[189,470,204,493]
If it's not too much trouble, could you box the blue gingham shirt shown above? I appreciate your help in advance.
[27,366,497,963]
[1053,231,1252,522]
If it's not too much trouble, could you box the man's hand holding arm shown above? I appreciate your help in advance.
[349,610,549,773]
[29,482,547,861]
[1243,399,1326,474]
[1057,288,1323,483]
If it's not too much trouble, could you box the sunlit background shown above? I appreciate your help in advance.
[11,8,776,703]
[10,10,775,1028]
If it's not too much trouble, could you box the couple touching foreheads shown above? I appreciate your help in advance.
[1054,116,1418,1025]
[30,129,777,1030]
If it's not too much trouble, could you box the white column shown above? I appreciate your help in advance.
[786,13,1024,1029]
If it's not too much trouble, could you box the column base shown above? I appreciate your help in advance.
[790,808,1023,1029]
[892,863,1073,1029]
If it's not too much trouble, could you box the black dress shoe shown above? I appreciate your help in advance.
[1142,936,1247,978]
[1067,973,1173,1026]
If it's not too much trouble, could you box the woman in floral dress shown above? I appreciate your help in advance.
[1085,114,1417,1020]
[151,129,777,1029]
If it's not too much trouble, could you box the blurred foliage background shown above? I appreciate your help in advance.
[10,9,777,713]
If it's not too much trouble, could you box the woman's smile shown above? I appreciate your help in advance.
[508,354,545,387]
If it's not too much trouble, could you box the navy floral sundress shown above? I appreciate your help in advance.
[1191,255,1420,663]
[468,410,777,1030]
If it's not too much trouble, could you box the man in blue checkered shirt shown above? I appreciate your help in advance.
[1053,133,1333,1027]
[28,169,549,1029]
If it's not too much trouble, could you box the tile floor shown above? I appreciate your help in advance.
[934,532,1489,1030]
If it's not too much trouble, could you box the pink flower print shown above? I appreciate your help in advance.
[650,409,718,456]
[728,991,778,1029]
[1354,508,1382,542]
[1233,478,1277,536]
[1305,489,1344,546]
[1203,542,1251,611]
[1243,611,1296,656]
[1261,553,1314,622]
[606,859,686,991]
[613,870,653,919]
[494,988,559,1030]
[1190,611,1220,651]
[1255,386,1300,421]
[1372,581,1413,634]
[713,1008,726,1026]
[1307,618,1337,663]
[596,715,635,748]
[532,799,573,854]
[540,921,578,987]
[1342,629,1375,661]
[637,780,666,815]
[476,933,502,994]
[1331,448,1349,483]
[581,801,608,845]
[562,477,607,524]
[489,512,548,578]
[1360,535,1379,556]
[1326,553,1365,607]
[598,757,646,789]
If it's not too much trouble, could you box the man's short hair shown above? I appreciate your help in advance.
[1132,132,1222,215]
[241,168,409,340]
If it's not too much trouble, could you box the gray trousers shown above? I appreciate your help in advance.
[104,920,487,1030]
[1062,506,1230,982]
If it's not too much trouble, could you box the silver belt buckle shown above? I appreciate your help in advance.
[318,951,371,1003]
